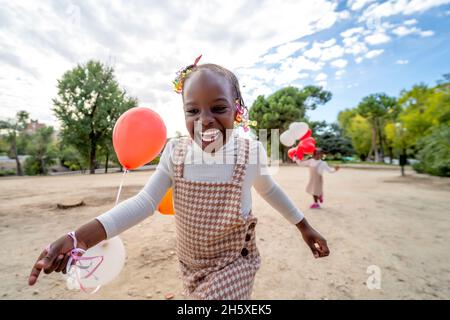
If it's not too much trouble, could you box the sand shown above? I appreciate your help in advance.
[1,166,449,300]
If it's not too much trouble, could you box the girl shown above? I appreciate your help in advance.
[28,57,330,300]
[295,148,339,209]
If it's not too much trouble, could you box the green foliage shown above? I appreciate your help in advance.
[311,122,353,159]
[338,110,372,160]
[413,125,450,177]
[0,110,30,175]
[52,60,137,174]
[0,169,16,176]
[23,126,57,175]
[249,86,331,161]
[58,144,86,171]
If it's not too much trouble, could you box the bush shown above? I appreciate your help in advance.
[413,125,450,177]
[0,169,16,176]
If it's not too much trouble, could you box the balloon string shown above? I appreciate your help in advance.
[115,169,128,206]
[66,232,104,294]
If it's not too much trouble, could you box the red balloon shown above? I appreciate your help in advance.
[288,147,297,160]
[113,107,167,170]
[299,129,312,141]
[299,137,316,154]
[296,148,304,160]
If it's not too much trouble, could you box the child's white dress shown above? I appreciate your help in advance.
[296,159,336,196]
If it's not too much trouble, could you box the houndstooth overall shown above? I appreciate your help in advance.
[172,136,261,300]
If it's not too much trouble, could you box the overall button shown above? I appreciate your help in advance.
[245,234,251,242]
[241,248,249,257]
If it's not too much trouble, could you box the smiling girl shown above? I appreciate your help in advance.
[28,56,330,300]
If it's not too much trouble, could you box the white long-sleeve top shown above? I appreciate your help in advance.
[96,135,305,239]
[295,158,336,175]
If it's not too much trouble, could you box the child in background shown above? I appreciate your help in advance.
[295,148,339,209]
[29,57,330,300]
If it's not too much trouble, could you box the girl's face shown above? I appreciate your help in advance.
[313,151,324,160]
[183,69,236,151]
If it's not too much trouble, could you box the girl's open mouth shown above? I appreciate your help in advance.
[200,129,221,142]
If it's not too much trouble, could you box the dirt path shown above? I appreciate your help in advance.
[1,167,449,299]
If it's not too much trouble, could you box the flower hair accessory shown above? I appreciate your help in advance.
[172,54,202,94]
[234,99,257,132]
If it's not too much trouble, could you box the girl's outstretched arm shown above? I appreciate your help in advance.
[28,140,176,285]
[253,142,330,258]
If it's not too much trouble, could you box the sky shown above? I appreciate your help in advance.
[1,0,450,137]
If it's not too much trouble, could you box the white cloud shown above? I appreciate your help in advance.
[420,30,434,37]
[392,25,435,37]
[289,56,325,71]
[396,59,409,64]
[320,44,345,61]
[335,70,346,78]
[392,26,419,36]
[330,59,348,68]
[345,42,369,55]
[355,57,364,64]
[304,44,323,59]
[0,0,347,134]
[319,38,337,48]
[365,49,384,58]
[404,19,418,25]
[360,0,450,21]
[348,0,377,11]
[365,32,391,45]
[260,41,308,64]
[340,27,365,38]
[315,72,328,81]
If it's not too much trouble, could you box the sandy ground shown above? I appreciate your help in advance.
[1,166,449,300]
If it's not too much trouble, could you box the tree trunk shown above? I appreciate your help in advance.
[377,119,384,162]
[388,146,393,164]
[105,149,109,174]
[89,135,97,174]
[11,135,23,176]
[367,123,379,162]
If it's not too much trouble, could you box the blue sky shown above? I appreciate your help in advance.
[1,0,449,136]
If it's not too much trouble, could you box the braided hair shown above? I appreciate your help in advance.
[182,63,245,108]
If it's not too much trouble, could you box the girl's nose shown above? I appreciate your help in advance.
[199,112,214,126]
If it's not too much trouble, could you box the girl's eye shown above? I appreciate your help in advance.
[186,109,199,115]
[212,106,228,113]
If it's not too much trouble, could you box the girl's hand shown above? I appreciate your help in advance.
[28,234,87,286]
[296,218,330,259]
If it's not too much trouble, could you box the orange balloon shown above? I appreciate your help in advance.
[158,188,175,215]
[113,107,167,170]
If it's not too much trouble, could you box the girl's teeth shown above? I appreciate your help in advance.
[201,129,220,142]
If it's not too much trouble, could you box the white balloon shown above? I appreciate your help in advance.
[280,130,296,146]
[64,236,126,290]
[289,122,309,138]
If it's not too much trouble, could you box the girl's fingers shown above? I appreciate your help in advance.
[28,249,48,285]
[56,254,71,273]
[53,254,65,273]
[41,246,59,274]
[307,241,320,259]
[317,239,330,257]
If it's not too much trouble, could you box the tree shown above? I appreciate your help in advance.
[338,109,372,160]
[413,124,450,177]
[0,111,29,175]
[58,144,86,172]
[312,122,353,158]
[24,126,57,175]
[53,60,137,174]
[357,93,398,162]
[249,86,332,161]
[399,82,450,148]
